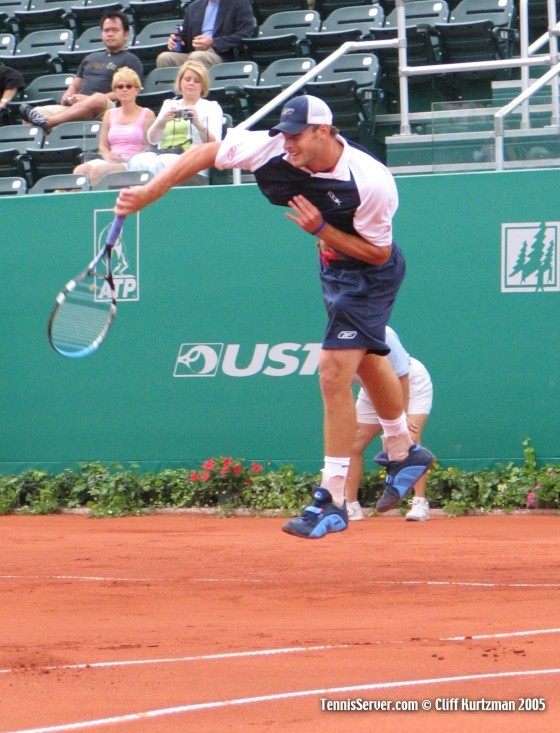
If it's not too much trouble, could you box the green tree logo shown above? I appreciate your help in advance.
[502,222,559,292]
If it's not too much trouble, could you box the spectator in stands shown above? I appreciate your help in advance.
[72,67,155,186]
[156,0,255,69]
[128,60,222,178]
[19,11,143,133]
[0,63,25,113]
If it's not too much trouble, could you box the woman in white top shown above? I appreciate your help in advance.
[128,59,223,178]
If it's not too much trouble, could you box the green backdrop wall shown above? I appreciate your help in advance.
[2,168,559,474]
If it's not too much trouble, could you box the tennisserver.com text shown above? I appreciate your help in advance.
[320,697,546,712]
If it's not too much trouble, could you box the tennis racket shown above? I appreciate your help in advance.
[47,215,125,358]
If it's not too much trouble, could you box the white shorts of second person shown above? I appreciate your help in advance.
[356,357,433,425]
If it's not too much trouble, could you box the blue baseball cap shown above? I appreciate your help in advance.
[269,95,333,136]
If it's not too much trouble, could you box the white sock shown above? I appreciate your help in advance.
[321,456,349,507]
[379,414,413,461]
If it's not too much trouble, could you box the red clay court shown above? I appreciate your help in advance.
[1,512,559,732]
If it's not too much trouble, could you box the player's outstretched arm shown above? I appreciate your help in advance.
[114,142,222,216]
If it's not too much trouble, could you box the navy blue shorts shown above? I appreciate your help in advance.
[320,243,406,354]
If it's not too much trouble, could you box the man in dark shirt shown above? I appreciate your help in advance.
[20,11,142,133]
[156,0,255,69]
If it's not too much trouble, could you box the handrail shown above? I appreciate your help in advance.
[229,0,560,181]
[494,60,560,169]
[231,36,400,183]
[236,39,400,132]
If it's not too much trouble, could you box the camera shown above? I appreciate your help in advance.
[174,109,194,120]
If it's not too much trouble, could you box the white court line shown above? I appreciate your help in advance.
[0,575,160,583]
[445,628,560,641]
[369,580,560,588]
[0,576,238,583]
[2,575,559,588]
[0,644,350,675]
[2,628,559,676]
[3,667,560,733]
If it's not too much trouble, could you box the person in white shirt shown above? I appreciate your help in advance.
[128,60,223,178]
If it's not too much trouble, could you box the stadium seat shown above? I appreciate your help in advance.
[0,122,44,152]
[434,0,518,95]
[304,4,385,62]
[19,145,84,186]
[304,53,380,141]
[207,60,259,125]
[0,175,27,194]
[447,0,516,26]
[93,169,153,190]
[4,70,74,120]
[14,26,75,54]
[1,27,74,82]
[51,24,103,73]
[29,172,90,192]
[43,120,101,157]
[244,57,317,130]
[67,2,124,37]
[528,0,560,42]
[0,147,23,177]
[0,1,29,33]
[136,65,177,115]
[251,0,308,26]
[241,10,321,69]
[9,0,77,41]
[127,0,183,35]
[132,19,177,75]
[368,24,442,112]
[384,0,450,28]
[314,0,373,17]
[0,30,16,53]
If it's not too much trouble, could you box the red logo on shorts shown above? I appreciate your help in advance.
[227,146,237,161]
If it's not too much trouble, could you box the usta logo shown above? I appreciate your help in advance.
[174,342,321,377]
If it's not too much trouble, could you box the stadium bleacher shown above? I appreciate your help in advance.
[0,1,559,189]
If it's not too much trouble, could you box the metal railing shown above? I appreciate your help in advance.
[231,0,560,180]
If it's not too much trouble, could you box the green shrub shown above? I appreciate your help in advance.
[0,440,558,517]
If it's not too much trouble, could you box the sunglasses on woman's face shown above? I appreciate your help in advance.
[115,83,135,90]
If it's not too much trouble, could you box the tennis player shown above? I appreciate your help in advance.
[347,326,433,522]
[114,94,435,540]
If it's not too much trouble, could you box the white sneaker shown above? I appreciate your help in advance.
[405,497,430,521]
[346,501,364,521]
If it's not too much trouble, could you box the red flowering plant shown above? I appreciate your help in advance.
[187,457,263,506]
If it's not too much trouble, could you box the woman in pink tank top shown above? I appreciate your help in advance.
[74,67,155,186]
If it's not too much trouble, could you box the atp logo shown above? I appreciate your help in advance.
[174,342,321,378]
[94,209,140,301]
[501,221,560,292]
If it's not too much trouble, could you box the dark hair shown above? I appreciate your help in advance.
[100,10,130,33]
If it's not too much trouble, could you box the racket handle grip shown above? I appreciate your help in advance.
[107,215,126,246]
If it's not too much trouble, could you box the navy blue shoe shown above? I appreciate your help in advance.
[282,487,348,539]
[374,450,389,466]
[376,445,435,513]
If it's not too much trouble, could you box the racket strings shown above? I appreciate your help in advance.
[49,277,115,357]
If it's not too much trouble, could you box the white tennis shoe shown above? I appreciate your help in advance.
[405,496,430,521]
[346,501,364,521]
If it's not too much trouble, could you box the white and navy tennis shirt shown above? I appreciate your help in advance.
[214,129,399,253]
